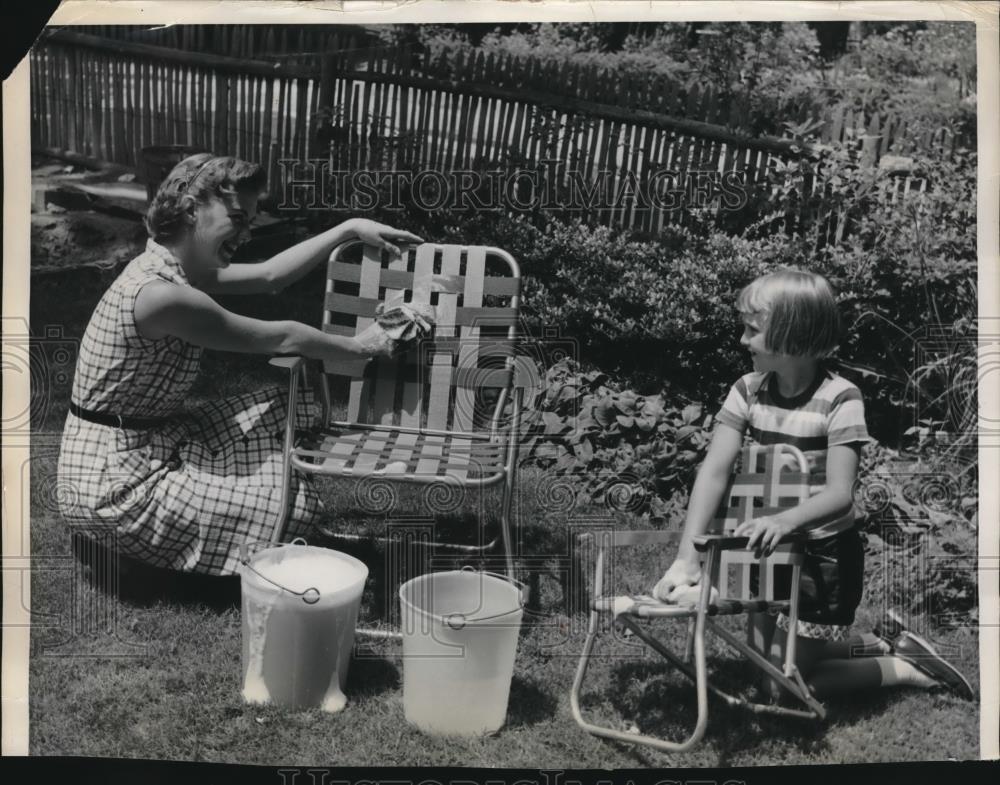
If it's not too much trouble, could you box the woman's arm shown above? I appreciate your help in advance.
[195,219,423,295]
[135,281,374,364]
[734,443,860,555]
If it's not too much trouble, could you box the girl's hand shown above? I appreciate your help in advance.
[349,219,423,257]
[652,559,702,603]
[734,514,797,557]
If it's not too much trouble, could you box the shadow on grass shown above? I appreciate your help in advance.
[812,687,895,726]
[506,674,559,727]
[313,509,514,627]
[347,653,401,699]
[598,656,831,758]
[73,533,241,612]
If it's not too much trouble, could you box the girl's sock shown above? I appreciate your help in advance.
[816,632,891,660]
[802,655,940,698]
[876,656,939,689]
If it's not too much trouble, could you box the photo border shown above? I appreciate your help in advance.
[3,0,998,766]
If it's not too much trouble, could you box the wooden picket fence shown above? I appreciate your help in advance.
[81,24,390,65]
[30,29,953,237]
[30,31,324,194]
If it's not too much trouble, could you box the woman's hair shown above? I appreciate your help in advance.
[144,153,267,244]
[736,268,842,358]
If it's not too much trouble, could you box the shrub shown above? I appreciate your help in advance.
[520,358,712,519]
[316,103,974,447]
[827,22,976,144]
[764,146,977,442]
[348,171,974,447]
[429,212,796,401]
[856,444,978,625]
[430,22,829,137]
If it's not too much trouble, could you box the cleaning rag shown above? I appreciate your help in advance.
[355,297,436,356]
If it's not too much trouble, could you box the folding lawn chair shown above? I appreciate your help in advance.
[268,240,524,582]
[570,443,827,753]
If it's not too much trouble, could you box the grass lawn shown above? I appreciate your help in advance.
[25,264,981,767]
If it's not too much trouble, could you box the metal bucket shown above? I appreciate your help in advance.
[399,569,524,736]
[238,539,368,713]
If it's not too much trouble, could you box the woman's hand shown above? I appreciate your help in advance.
[652,559,702,603]
[734,514,797,557]
[349,219,424,257]
[353,324,399,359]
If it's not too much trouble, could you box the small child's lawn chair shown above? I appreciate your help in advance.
[570,443,826,753]
[268,240,524,580]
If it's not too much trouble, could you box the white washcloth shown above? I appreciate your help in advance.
[667,584,720,606]
[356,297,436,356]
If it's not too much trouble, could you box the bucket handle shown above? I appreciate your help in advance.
[444,566,527,630]
[238,537,321,605]
[238,536,311,562]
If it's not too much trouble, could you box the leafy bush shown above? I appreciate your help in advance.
[348,146,974,447]
[379,21,974,147]
[827,22,976,144]
[520,358,711,518]
[315,45,975,447]
[427,22,829,137]
[520,364,978,627]
[426,212,795,401]
[856,444,978,624]
[744,145,977,441]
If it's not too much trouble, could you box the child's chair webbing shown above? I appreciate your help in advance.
[712,444,810,601]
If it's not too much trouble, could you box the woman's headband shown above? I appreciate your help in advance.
[178,155,226,192]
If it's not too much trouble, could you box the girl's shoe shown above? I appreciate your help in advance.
[873,609,909,651]
[894,631,975,701]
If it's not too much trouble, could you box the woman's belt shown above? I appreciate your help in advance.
[69,401,169,430]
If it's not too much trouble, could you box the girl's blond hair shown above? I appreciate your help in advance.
[736,268,841,358]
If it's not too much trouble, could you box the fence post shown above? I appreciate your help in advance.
[268,139,280,203]
[316,54,336,164]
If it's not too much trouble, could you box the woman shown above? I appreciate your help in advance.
[56,153,422,576]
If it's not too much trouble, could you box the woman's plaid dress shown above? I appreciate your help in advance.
[56,239,324,575]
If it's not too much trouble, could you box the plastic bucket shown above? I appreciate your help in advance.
[140,144,208,201]
[399,569,524,736]
[238,540,368,713]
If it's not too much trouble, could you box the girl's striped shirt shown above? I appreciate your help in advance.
[715,368,874,540]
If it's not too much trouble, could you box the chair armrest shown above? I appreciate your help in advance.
[269,355,305,370]
[691,532,807,552]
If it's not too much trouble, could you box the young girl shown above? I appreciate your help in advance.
[652,269,973,701]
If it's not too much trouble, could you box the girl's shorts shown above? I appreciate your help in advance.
[750,526,865,641]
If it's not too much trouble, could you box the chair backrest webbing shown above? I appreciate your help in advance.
[322,241,521,434]
[710,444,811,601]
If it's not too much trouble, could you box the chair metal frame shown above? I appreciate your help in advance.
[268,240,524,583]
[570,443,827,753]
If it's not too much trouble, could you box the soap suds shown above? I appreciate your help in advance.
[252,551,366,597]
[319,669,348,714]
[241,589,276,705]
